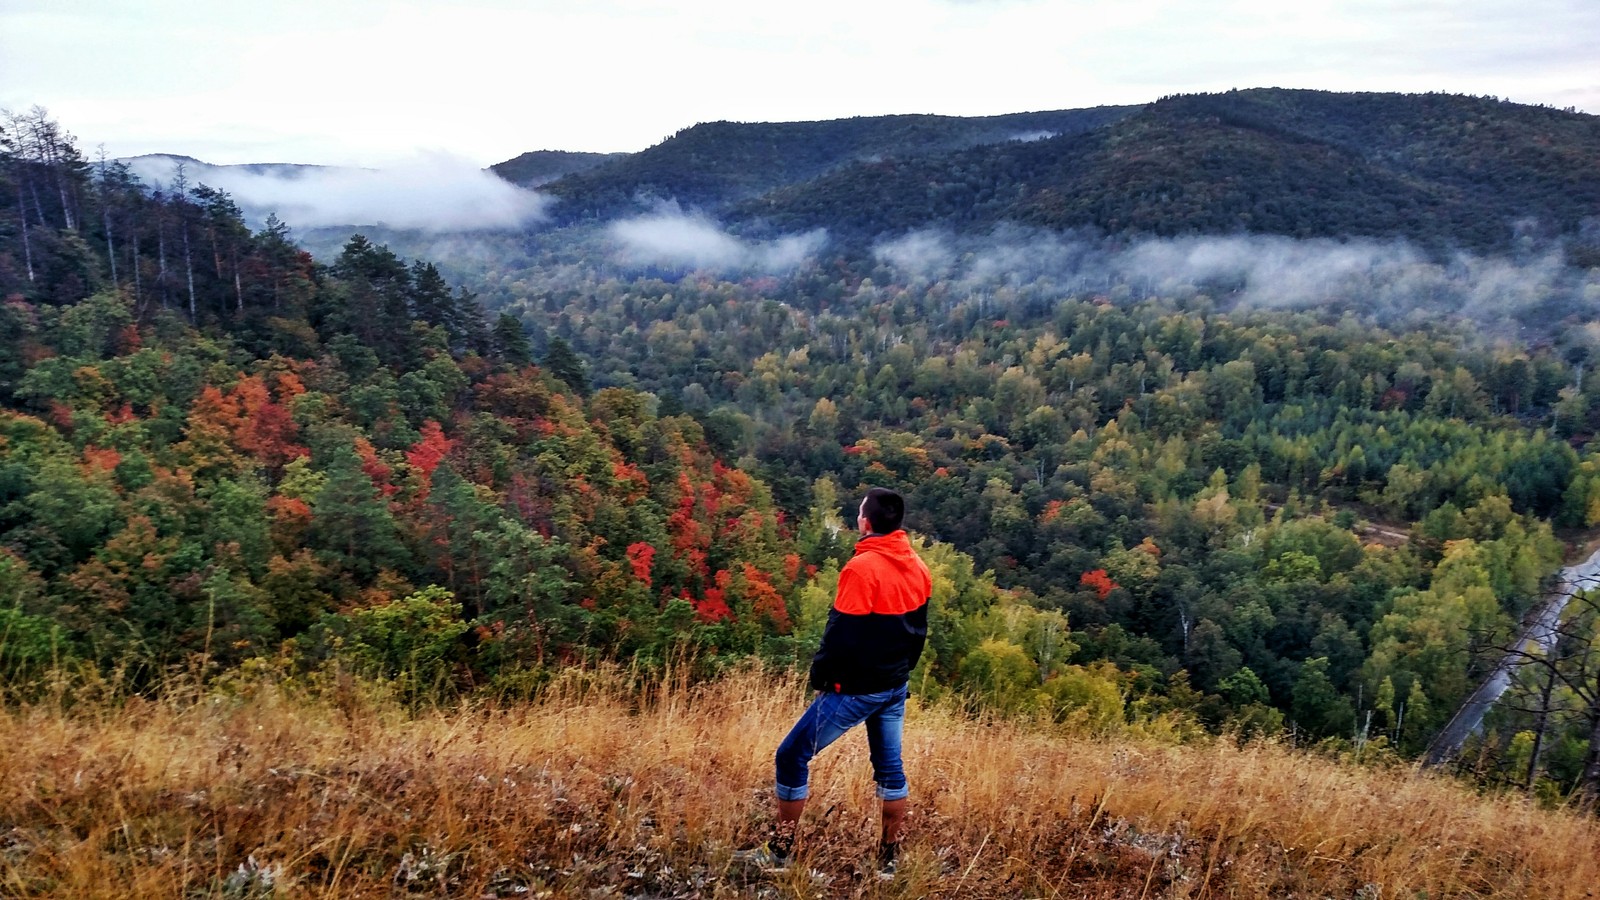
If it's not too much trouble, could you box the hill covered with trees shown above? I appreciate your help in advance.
[503,89,1600,255]
[528,105,1139,223]
[732,89,1600,252]
[489,149,627,187]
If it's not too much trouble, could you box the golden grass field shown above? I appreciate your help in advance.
[2,666,1598,899]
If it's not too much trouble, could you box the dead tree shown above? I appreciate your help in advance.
[1483,575,1600,810]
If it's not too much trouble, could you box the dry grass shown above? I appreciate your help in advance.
[2,666,1598,899]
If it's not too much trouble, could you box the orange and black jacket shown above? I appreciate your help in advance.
[809,530,933,695]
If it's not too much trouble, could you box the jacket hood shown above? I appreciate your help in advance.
[836,530,932,616]
[856,530,922,563]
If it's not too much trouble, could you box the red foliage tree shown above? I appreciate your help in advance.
[178,385,242,473]
[404,419,454,501]
[354,436,397,497]
[692,570,734,623]
[612,460,649,502]
[231,374,307,469]
[740,563,791,633]
[81,445,122,474]
[625,541,656,587]
[1079,568,1118,600]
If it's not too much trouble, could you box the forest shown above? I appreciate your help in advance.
[6,98,1600,811]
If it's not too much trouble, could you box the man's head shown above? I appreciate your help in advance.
[857,487,905,535]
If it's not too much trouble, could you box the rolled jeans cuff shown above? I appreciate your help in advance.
[875,783,909,801]
[776,781,810,802]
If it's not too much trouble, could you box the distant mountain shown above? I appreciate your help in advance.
[730,90,1600,252]
[490,150,628,187]
[119,153,348,186]
[127,89,1600,255]
[534,106,1139,222]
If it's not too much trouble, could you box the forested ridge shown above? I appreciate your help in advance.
[532,105,1138,223]
[7,100,1600,808]
[490,150,628,188]
[520,88,1600,254]
[731,90,1600,252]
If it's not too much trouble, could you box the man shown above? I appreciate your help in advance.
[739,487,932,877]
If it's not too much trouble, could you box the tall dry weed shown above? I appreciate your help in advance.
[1,663,1596,898]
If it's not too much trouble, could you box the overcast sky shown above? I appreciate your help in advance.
[3,0,1597,168]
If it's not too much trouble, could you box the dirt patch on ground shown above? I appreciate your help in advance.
[1555,527,1600,565]
[1355,521,1409,548]
[1265,501,1410,548]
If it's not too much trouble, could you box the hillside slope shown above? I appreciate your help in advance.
[7,668,1598,898]
[489,149,627,186]
[733,89,1600,250]
[535,105,1138,221]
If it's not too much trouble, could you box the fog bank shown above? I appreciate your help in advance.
[123,153,550,232]
[874,226,1599,333]
[608,205,827,274]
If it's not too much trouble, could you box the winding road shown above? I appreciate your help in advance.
[1423,546,1600,766]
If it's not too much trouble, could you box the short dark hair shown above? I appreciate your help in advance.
[861,487,905,534]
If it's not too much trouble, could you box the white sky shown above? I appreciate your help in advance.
[3,0,1597,168]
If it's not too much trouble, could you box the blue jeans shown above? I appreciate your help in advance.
[775,684,908,802]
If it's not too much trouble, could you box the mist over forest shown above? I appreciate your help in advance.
[301,211,1598,343]
[203,89,1600,342]
[122,152,551,232]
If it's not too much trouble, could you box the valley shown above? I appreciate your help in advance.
[4,89,1600,895]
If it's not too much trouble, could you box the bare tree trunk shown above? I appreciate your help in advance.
[55,162,75,231]
[96,147,117,284]
[183,224,196,321]
[172,166,196,321]
[27,177,48,238]
[34,109,76,232]
[131,230,143,311]
[16,185,35,283]
[1526,664,1558,793]
[1581,702,1600,812]
[5,109,44,279]
[102,203,117,284]
[157,216,169,310]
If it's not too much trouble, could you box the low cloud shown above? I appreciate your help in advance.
[1117,235,1427,308]
[874,226,1598,334]
[123,153,551,232]
[874,231,956,277]
[609,204,827,273]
